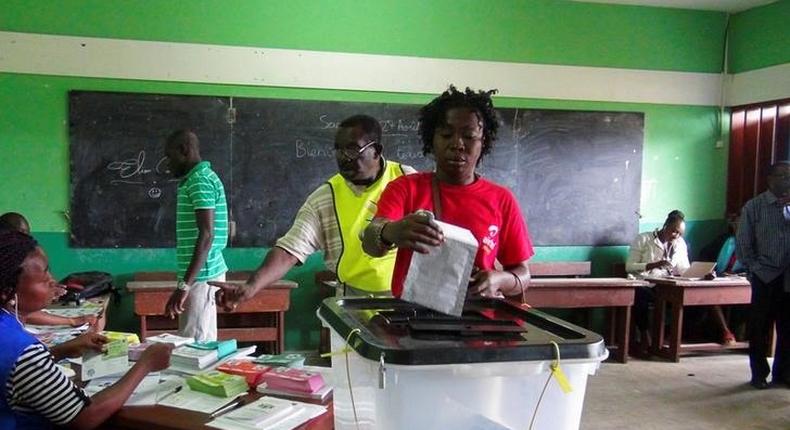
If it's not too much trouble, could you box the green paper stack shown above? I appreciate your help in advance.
[186,370,249,397]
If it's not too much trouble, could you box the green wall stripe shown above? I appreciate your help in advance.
[0,0,727,73]
[729,0,790,73]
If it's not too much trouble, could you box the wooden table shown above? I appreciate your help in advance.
[103,393,333,430]
[519,277,647,363]
[648,276,752,362]
[126,280,297,354]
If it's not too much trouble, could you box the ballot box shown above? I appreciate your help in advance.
[318,297,608,430]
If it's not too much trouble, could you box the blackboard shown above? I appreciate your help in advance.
[69,91,643,248]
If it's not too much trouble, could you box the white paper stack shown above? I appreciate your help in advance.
[171,346,219,370]
[402,219,478,316]
[147,333,195,347]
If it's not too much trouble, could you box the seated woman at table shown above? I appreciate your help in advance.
[0,230,173,429]
[1,212,99,330]
[626,210,690,355]
[362,85,533,299]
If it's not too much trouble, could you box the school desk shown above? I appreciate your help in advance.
[648,276,756,362]
[126,280,296,354]
[516,277,648,363]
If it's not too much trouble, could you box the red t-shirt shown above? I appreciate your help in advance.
[376,172,534,296]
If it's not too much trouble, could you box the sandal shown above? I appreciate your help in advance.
[721,331,736,346]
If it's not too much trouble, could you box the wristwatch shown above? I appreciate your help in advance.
[176,280,192,292]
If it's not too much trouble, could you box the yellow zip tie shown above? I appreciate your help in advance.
[320,328,361,358]
[549,341,573,394]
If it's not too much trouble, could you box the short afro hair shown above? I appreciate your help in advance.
[418,85,500,160]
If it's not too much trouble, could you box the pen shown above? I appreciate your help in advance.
[209,397,244,418]
[156,385,182,403]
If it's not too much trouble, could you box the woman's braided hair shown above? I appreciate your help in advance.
[0,230,38,305]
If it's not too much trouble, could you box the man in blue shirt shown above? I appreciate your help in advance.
[736,161,790,389]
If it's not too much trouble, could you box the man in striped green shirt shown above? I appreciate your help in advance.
[164,130,228,341]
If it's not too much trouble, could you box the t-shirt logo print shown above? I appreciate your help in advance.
[482,225,499,255]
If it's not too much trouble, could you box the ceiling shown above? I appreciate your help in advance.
[572,0,777,13]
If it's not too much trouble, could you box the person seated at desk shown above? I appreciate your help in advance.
[0,230,173,429]
[0,212,98,329]
[626,210,690,354]
[214,115,415,310]
[361,86,533,299]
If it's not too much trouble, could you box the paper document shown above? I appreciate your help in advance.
[206,396,326,430]
[402,219,478,316]
[81,339,129,380]
[84,372,183,406]
[158,384,245,412]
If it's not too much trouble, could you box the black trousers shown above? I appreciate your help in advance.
[748,273,790,383]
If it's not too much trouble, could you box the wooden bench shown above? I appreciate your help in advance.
[127,271,296,353]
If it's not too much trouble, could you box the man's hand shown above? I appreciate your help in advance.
[212,282,248,312]
[165,289,189,319]
[382,212,444,254]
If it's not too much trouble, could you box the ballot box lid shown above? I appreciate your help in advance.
[318,297,607,365]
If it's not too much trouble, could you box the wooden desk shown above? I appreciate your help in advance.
[520,277,647,363]
[649,276,751,362]
[103,393,333,430]
[126,280,297,354]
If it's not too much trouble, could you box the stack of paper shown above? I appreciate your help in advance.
[102,331,141,345]
[128,341,154,361]
[207,396,327,430]
[186,370,249,398]
[258,367,325,394]
[402,220,478,316]
[216,360,271,386]
[172,345,220,370]
[146,333,195,347]
[253,353,305,368]
[172,339,237,370]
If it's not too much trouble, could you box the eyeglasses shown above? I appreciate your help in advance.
[335,140,377,161]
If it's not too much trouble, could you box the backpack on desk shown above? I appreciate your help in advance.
[59,271,115,305]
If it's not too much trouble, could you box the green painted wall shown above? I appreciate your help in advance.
[0,0,735,349]
[729,0,790,73]
[1,0,726,73]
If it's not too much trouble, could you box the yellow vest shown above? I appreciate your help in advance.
[328,160,405,292]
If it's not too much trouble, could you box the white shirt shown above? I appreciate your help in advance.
[626,230,690,277]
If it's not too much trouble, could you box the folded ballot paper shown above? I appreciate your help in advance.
[402,219,478,316]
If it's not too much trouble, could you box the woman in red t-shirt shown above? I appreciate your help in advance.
[362,86,534,298]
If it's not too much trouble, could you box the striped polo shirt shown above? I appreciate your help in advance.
[176,161,228,282]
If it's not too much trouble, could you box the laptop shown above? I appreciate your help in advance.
[669,261,717,281]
